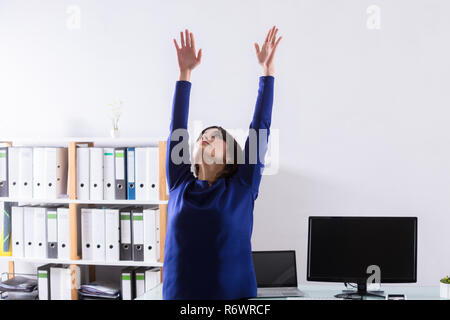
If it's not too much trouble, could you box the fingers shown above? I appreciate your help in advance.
[178,29,196,48]
[267,36,282,64]
[173,38,180,51]
[264,26,273,43]
[190,32,196,51]
[271,28,279,44]
[254,43,260,55]
[185,29,190,47]
[180,31,185,48]
[197,48,202,63]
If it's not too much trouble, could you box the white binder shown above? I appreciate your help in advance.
[119,209,132,260]
[148,147,160,200]
[145,267,161,291]
[104,207,120,262]
[23,206,35,258]
[92,208,105,261]
[81,208,93,260]
[135,147,160,200]
[47,207,58,258]
[18,147,33,198]
[11,206,24,258]
[37,265,51,300]
[0,148,8,197]
[50,265,79,300]
[50,266,63,300]
[45,147,68,199]
[121,267,135,300]
[143,207,160,262]
[8,147,20,198]
[155,208,160,261]
[103,148,115,200]
[135,268,146,298]
[32,147,46,199]
[89,147,104,200]
[76,147,90,200]
[57,207,70,260]
[132,208,144,261]
[34,207,48,258]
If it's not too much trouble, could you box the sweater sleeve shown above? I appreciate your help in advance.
[236,76,274,200]
[166,80,193,191]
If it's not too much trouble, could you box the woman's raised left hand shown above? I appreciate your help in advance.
[254,25,282,76]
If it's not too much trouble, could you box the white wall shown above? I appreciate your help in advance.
[0,0,449,286]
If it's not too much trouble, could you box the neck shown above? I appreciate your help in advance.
[197,164,223,186]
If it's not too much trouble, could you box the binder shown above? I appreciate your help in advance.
[147,147,160,200]
[34,207,48,258]
[8,147,19,198]
[134,267,148,298]
[0,147,9,197]
[32,147,46,199]
[37,264,53,300]
[121,267,136,300]
[47,207,58,258]
[127,147,136,200]
[45,147,68,199]
[50,264,79,300]
[11,206,24,258]
[18,147,33,198]
[76,147,90,200]
[103,148,115,200]
[145,267,161,291]
[143,207,160,262]
[89,147,104,200]
[104,207,120,262]
[81,208,94,260]
[57,207,70,259]
[119,207,133,261]
[92,208,105,261]
[0,202,12,256]
[131,207,144,261]
[135,147,160,200]
[23,206,36,258]
[114,148,127,200]
[155,207,160,261]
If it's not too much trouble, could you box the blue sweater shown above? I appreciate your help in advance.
[162,76,274,300]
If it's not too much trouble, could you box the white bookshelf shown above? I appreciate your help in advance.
[0,137,170,299]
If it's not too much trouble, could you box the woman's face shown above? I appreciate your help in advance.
[193,128,227,165]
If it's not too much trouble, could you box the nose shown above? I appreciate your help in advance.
[202,134,213,143]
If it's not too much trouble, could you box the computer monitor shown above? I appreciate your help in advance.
[252,250,298,288]
[307,216,417,298]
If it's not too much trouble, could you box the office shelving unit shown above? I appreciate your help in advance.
[0,137,170,300]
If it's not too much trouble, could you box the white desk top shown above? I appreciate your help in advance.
[136,283,443,300]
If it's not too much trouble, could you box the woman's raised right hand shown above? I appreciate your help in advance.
[174,29,202,81]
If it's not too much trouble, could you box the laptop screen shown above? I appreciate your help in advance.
[252,251,298,288]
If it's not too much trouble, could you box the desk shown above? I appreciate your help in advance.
[136,283,443,300]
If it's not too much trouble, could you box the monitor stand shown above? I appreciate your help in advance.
[334,282,385,299]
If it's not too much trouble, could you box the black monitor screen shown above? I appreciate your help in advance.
[252,251,297,288]
[307,217,417,283]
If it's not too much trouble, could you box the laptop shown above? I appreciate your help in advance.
[252,250,305,298]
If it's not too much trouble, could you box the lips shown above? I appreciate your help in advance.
[202,141,209,146]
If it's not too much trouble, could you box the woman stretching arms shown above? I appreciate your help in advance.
[163,26,282,300]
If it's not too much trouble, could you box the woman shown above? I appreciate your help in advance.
[163,26,282,300]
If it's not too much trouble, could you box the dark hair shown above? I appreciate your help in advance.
[194,125,243,184]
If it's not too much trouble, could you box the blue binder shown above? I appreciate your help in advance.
[127,147,136,200]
